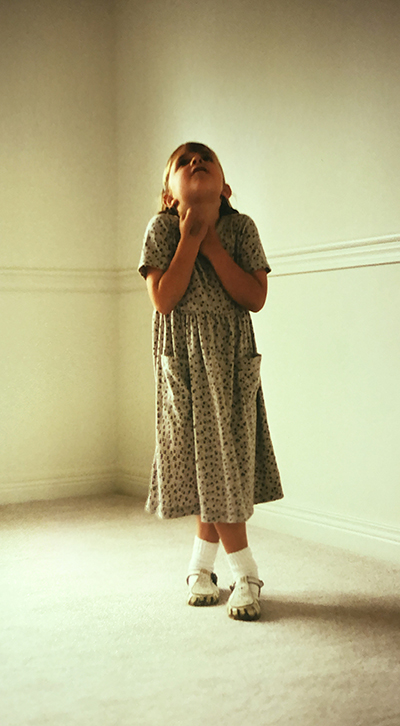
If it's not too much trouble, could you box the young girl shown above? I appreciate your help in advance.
[138,142,283,621]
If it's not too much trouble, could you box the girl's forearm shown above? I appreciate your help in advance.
[205,243,268,312]
[148,235,200,314]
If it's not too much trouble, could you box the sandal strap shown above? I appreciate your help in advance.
[230,576,264,595]
[186,569,218,586]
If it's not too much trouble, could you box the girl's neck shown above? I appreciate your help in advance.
[178,199,221,226]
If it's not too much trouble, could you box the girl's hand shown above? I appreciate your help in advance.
[179,207,208,246]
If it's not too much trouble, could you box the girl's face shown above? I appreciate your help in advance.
[163,144,231,211]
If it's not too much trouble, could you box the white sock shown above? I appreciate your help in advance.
[227,546,259,583]
[187,536,219,583]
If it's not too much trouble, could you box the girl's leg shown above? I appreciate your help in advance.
[213,522,247,553]
[196,518,220,544]
[214,522,257,579]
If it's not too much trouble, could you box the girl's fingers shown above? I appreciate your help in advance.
[182,207,193,223]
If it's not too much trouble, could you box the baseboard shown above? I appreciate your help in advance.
[250,502,400,565]
[0,469,116,505]
[0,468,149,506]
[3,470,399,566]
[115,469,148,501]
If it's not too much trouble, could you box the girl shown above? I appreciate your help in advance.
[138,142,283,621]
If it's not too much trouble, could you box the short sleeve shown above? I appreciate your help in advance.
[138,214,179,279]
[236,215,271,274]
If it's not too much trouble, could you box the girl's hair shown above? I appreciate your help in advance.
[160,141,238,217]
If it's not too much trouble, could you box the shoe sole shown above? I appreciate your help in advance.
[228,601,261,621]
[188,593,220,607]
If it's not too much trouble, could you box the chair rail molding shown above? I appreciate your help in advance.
[0,268,119,293]
[268,233,400,276]
[1,234,398,292]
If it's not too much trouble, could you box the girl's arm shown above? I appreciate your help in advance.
[146,209,208,314]
[200,228,268,312]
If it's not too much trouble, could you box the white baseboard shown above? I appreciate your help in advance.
[115,469,148,501]
[250,502,400,565]
[2,469,399,566]
[0,469,116,505]
[0,468,149,506]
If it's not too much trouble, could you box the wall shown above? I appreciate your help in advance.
[116,0,400,263]
[116,0,400,562]
[0,0,118,502]
[1,0,399,563]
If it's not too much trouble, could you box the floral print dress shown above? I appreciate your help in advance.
[138,212,283,523]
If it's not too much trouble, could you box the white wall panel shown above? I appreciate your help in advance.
[0,288,118,503]
[0,1,117,503]
[0,0,116,270]
[1,0,399,563]
[116,0,400,562]
[253,264,400,528]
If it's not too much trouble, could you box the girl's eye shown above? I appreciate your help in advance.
[176,156,190,168]
[175,152,213,169]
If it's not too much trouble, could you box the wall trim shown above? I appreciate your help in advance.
[118,270,143,293]
[1,234,399,292]
[268,233,400,276]
[0,268,119,293]
[0,468,149,505]
[251,501,400,565]
[0,267,142,293]
[2,468,399,565]
[0,468,117,505]
[115,469,148,500]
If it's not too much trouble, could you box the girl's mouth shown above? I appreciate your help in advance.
[192,166,208,174]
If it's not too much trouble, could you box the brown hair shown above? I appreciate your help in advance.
[160,142,238,216]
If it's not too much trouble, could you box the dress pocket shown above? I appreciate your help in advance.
[237,354,262,410]
[160,355,191,421]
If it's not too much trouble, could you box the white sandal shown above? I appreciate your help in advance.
[187,569,219,607]
[227,575,264,621]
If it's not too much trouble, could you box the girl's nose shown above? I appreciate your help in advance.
[190,154,202,166]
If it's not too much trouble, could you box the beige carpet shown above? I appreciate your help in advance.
[1,494,399,726]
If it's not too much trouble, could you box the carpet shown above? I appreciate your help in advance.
[1,494,399,726]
